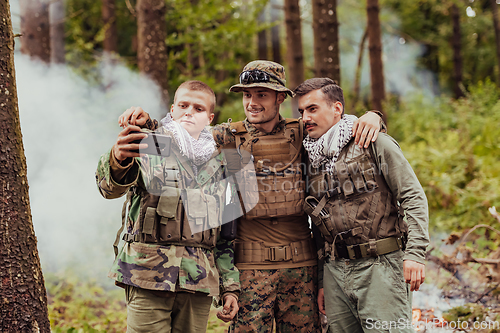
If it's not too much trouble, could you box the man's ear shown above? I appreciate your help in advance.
[208,112,215,124]
[276,92,286,105]
[334,101,343,117]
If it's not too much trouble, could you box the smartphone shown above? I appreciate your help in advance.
[132,132,172,157]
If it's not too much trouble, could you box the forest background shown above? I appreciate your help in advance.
[2,0,500,331]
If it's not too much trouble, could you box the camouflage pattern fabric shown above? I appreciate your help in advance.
[95,138,239,297]
[230,266,320,333]
[229,60,294,97]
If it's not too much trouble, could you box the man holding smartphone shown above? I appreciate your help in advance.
[96,81,240,332]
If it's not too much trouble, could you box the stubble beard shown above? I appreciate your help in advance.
[247,102,280,125]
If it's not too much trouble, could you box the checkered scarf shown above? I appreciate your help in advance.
[160,113,215,169]
[303,114,357,173]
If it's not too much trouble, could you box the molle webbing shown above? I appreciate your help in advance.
[234,238,315,263]
[124,153,222,249]
[306,139,407,247]
[231,119,305,219]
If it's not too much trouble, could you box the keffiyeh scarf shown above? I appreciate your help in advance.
[160,114,215,170]
[302,114,357,173]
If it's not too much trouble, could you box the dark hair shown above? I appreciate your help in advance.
[293,78,345,116]
[174,80,216,114]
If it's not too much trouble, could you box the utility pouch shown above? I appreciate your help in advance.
[157,186,182,242]
[303,196,334,243]
[182,188,217,247]
[184,188,208,226]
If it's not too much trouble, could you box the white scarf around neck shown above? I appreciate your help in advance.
[303,114,357,173]
[160,113,215,167]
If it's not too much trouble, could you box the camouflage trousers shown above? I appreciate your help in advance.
[230,266,321,333]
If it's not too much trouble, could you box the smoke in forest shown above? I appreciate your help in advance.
[14,52,165,286]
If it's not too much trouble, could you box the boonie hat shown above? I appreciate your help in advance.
[229,60,295,98]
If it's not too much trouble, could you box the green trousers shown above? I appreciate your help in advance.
[323,250,414,333]
[125,285,213,333]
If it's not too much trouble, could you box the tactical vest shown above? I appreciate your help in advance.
[228,119,305,219]
[121,150,226,250]
[305,139,408,248]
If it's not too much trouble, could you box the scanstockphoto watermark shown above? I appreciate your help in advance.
[364,318,500,330]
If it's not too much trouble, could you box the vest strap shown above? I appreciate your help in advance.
[235,238,315,263]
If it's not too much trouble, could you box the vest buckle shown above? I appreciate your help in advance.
[268,246,289,262]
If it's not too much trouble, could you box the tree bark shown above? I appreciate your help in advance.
[284,0,304,118]
[257,7,269,60]
[353,27,368,107]
[102,0,118,53]
[136,0,169,105]
[366,0,386,122]
[49,0,65,63]
[450,3,464,99]
[19,0,50,63]
[312,0,340,82]
[0,1,51,331]
[270,0,281,63]
[490,0,500,86]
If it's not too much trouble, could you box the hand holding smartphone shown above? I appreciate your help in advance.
[131,131,172,157]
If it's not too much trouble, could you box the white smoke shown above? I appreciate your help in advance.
[14,51,165,287]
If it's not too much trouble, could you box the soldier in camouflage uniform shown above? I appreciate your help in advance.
[118,61,383,333]
[96,81,240,333]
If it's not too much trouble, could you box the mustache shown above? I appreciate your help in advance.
[304,122,317,127]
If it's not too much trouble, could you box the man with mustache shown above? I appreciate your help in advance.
[296,78,429,333]
[119,61,383,332]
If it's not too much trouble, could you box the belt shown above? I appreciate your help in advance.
[235,239,316,264]
[334,236,404,260]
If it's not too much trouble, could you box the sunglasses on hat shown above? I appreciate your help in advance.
[239,70,285,87]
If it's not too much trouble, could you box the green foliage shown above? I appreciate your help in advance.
[383,0,498,94]
[62,0,268,122]
[387,80,500,232]
[46,271,231,332]
[46,272,127,332]
[442,303,486,323]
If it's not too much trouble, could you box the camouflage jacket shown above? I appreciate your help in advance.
[96,129,239,297]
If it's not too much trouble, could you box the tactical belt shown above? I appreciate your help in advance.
[122,233,214,250]
[235,239,315,263]
[334,236,404,260]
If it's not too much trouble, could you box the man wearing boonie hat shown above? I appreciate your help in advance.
[117,60,384,332]
[219,60,383,333]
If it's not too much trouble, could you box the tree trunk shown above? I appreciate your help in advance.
[312,0,340,82]
[270,0,281,63]
[136,0,169,106]
[186,0,200,76]
[102,0,118,53]
[490,0,500,86]
[49,0,65,63]
[19,0,50,63]
[257,7,269,60]
[366,0,386,122]
[353,27,368,107]
[0,1,51,331]
[284,0,304,118]
[450,3,464,99]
